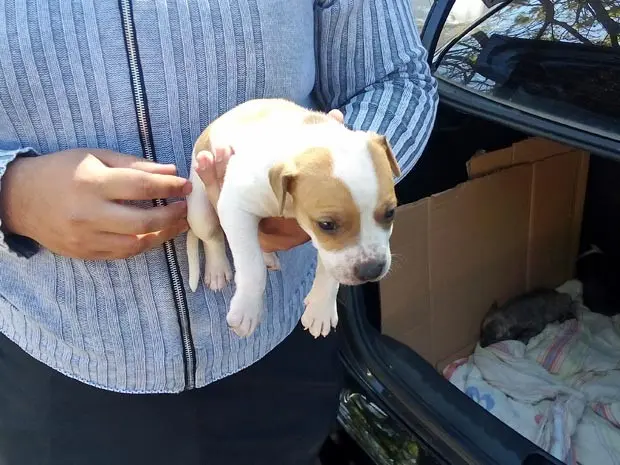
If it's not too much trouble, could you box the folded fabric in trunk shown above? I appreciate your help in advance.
[444,280,620,465]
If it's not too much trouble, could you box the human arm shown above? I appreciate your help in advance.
[313,0,438,181]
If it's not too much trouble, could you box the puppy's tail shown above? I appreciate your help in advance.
[187,229,200,292]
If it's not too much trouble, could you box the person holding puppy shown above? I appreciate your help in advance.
[0,1,437,464]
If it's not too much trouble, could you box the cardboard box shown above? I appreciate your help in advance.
[380,137,590,369]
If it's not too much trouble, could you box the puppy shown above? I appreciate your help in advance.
[186,98,400,338]
[479,288,578,348]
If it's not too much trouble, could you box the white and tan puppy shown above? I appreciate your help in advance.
[186,98,400,338]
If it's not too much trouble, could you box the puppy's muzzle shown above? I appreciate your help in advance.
[354,260,386,282]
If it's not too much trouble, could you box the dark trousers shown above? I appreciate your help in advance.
[0,323,343,465]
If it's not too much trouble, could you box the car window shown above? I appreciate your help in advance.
[412,0,436,31]
[433,0,620,141]
[437,0,491,47]
[412,0,490,43]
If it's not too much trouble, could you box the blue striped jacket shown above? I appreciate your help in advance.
[0,0,437,393]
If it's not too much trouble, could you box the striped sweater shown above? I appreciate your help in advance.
[0,0,437,393]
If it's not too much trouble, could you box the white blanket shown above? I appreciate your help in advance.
[443,281,620,465]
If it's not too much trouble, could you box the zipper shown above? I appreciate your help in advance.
[118,0,196,390]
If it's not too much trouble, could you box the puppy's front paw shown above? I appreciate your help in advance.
[263,252,280,271]
[205,255,233,291]
[226,291,264,337]
[301,291,338,338]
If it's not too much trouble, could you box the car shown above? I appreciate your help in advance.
[320,0,620,464]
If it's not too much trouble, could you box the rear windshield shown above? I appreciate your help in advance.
[434,0,620,141]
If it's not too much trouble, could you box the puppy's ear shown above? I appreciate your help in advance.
[268,162,297,216]
[372,133,401,178]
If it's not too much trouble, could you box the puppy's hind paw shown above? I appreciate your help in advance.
[204,256,233,291]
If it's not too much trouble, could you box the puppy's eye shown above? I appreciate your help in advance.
[317,220,338,232]
[384,208,396,221]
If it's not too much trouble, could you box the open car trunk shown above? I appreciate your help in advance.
[335,103,620,465]
[382,137,590,371]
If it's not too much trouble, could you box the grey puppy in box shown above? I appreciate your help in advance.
[479,288,578,348]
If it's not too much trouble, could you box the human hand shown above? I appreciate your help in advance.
[0,149,191,260]
[257,217,310,253]
[193,108,344,253]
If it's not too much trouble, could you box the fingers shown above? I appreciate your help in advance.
[195,147,233,187]
[259,217,302,235]
[97,220,189,260]
[195,147,234,207]
[94,149,178,175]
[258,218,310,253]
[195,150,217,186]
[213,146,233,181]
[195,151,219,206]
[327,109,344,124]
[98,168,192,200]
[259,231,308,253]
[98,201,188,235]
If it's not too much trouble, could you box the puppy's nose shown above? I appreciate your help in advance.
[354,260,386,282]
